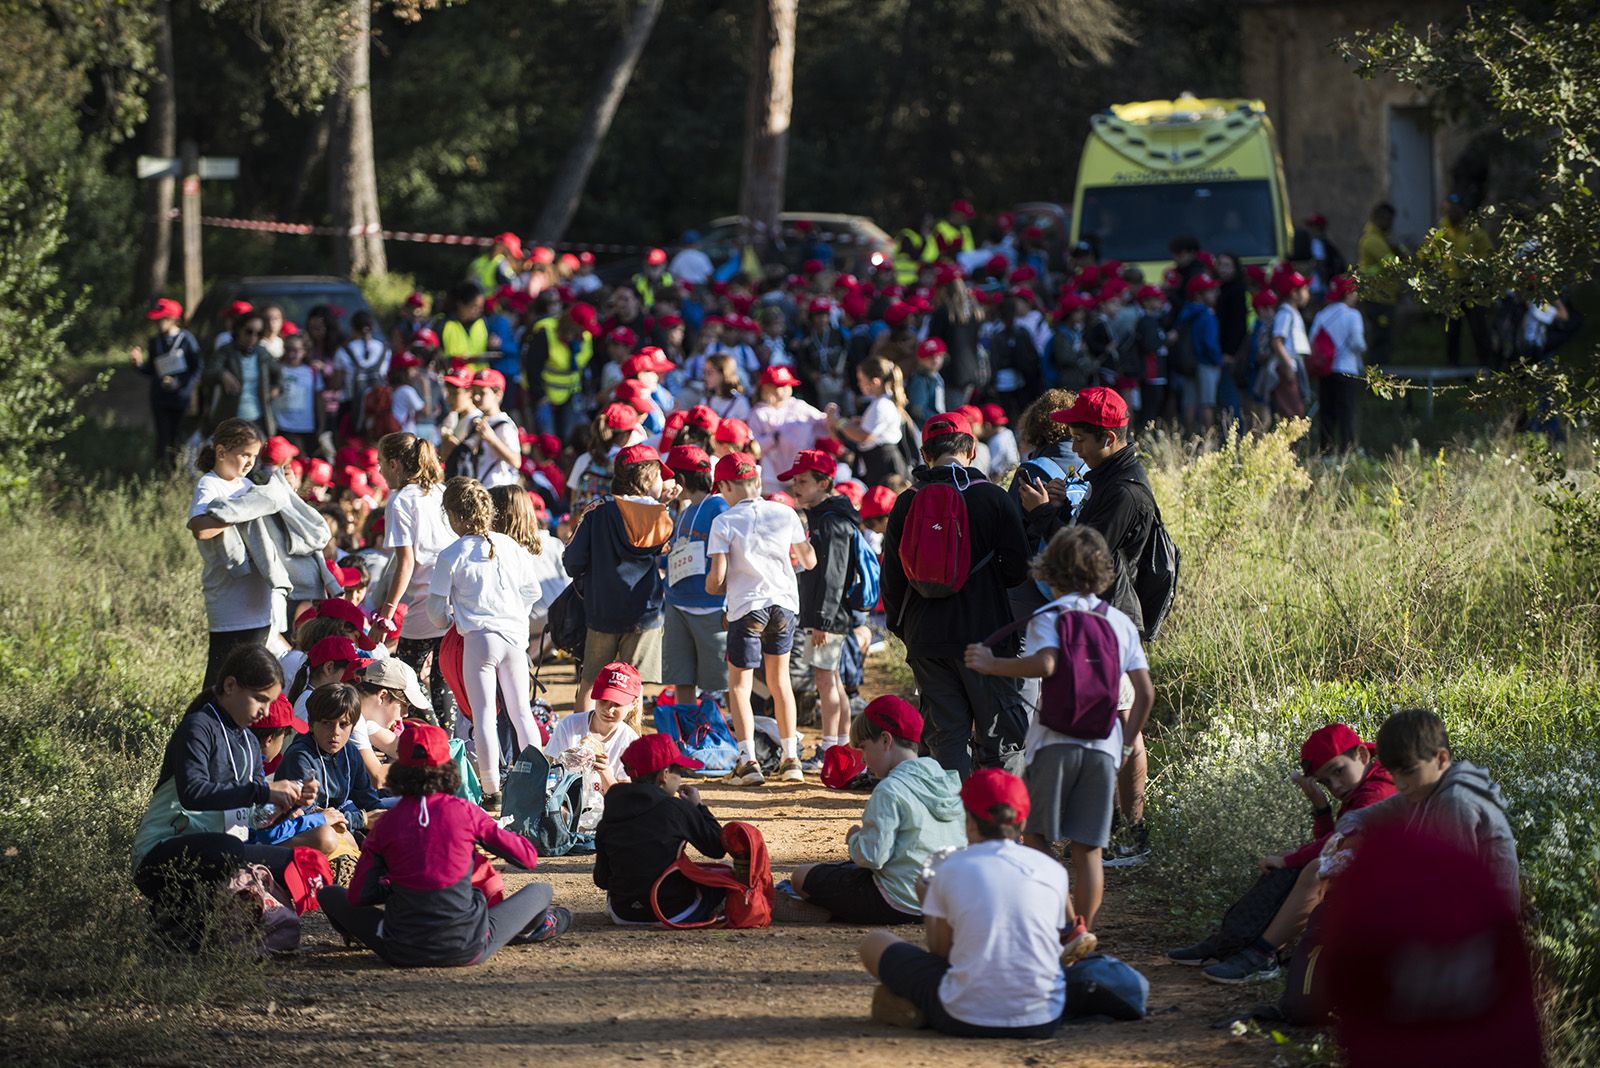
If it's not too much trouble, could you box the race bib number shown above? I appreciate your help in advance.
[224,806,251,841]
[667,539,707,586]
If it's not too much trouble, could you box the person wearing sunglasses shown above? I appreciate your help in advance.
[201,310,283,436]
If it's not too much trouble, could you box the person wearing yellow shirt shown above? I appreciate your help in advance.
[1357,203,1405,366]
[1438,195,1495,368]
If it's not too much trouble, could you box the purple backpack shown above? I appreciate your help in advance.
[985,601,1123,740]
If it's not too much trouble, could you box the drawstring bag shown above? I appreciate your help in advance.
[221,864,302,955]
[649,821,774,929]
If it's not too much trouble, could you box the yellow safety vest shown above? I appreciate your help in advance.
[632,270,675,309]
[896,228,925,284]
[469,253,510,295]
[925,220,974,262]
[441,318,489,366]
[535,317,593,405]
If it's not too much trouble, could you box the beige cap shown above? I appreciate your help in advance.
[356,658,431,711]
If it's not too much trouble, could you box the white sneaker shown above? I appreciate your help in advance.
[728,760,766,786]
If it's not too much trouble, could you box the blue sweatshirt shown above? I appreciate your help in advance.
[277,734,382,831]
[665,494,730,611]
[564,496,674,633]
[1179,300,1222,367]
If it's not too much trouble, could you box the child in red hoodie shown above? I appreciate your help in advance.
[1166,722,1395,984]
[317,722,570,966]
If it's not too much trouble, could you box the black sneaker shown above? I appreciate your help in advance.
[1203,946,1281,985]
[1103,820,1151,869]
[1166,934,1225,966]
[513,906,572,945]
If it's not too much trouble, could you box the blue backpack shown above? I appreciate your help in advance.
[846,527,882,612]
[501,745,595,857]
[652,698,741,775]
[1064,954,1149,1021]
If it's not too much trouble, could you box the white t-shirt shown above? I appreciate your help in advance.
[274,363,320,434]
[707,497,806,622]
[189,472,274,632]
[391,384,426,435]
[858,395,903,448]
[543,711,639,777]
[668,248,714,286]
[1023,593,1147,765]
[922,838,1069,1028]
[429,532,543,643]
[525,539,569,623]
[1273,303,1310,359]
[985,427,1020,479]
[384,483,455,640]
[468,412,522,489]
[1309,301,1368,377]
[334,338,391,402]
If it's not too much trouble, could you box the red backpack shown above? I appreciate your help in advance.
[897,470,991,599]
[1307,326,1337,378]
[650,821,773,929]
[984,600,1124,740]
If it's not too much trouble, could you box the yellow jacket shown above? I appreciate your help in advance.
[1437,218,1491,280]
[1357,222,1401,303]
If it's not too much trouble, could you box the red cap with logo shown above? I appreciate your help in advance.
[623,347,676,376]
[622,732,705,778]
[1273,269,1311,297]
[714,417,752,447]
[397,720,452,767]
[862,695,923,743]
[603,402,641,431]
[1185,273,1220,297]
[778,449,836,482]
[1300,722,1366,775]
[1328,274,1359,301]
[614,378,655,412]
[472,368,507,391]
[147,297,184,321]
[759,365,802,389]
[646,247,668,267]
[1049,386,1129,428]
[807,297,833,315]
[307,458,334,487]
[960,767,1031,824]
[684,405,720,433]
[922,411,973,439]
[861,485,897,519]
[616,443,671,476]
[665,444,712,476]
[591,660,643,705]
[714,451,760,483]
[916,337,948,360]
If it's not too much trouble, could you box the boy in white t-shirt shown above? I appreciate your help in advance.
[857,769,1081,1038]
[705,451,816,786]
[964,525,1153,932]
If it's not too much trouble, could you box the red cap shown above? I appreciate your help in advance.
[1304,212,1328,229]
[759,365,802,389]
[1300,723,1366,775]
[535,433,561,458]
[621,732,705,778]
[922,411,973,439]
[1325,825,1540,1068]
[1099,278,1129,301]
[607,325,638,349]
[1008,266,1037,285]
[684,404,720,433]
[578,251,595,266]
[949,198,976,219]
[996,211,1015,231]
[658,313,683,328]
[811,435,844,458]
[861,485,897,519]
[1252,289,1280,313]
[590,660,643,705]
[883,301,913,328]
[714,451,760,483]
[472,368,506,391]
[227,299,254,318]
[934,264,964,287]
[614,378,655,411]
[531,245,555,266]
[603,402,641,431]
[493,231,524,260]
[1273,269,1311,296]
[326,559,363,589]
[980,403,1008,427]
[778,449,836,482]
[623,347,676,376]
[280,320,300,337]
[832,274,859,293]
[985,254,1009,275]
[658,409,688,449]
[567,302,600,334]
[646,247,668,267]
[1185,273,1220,297]
[307,458,333,487]
[801,258,824,276]
[916,337,947,360]
[309,635,359,668]
[960,767,1030,824]
[316,598,377,650]
[821,744,867,789]
[404,291,427,309]
[1135,284,1165,303]
[714,418,752,447]
[806,297,833,315]
[616,443,670,476]
[1328,274,1359,301]
[1049,386,1128,428]
[265,436,299,466]
[836,480,864,509]
[258,693,309,733]
[1011,285,1038,304]
[147,297,184,321]
[665,444,712,476]
[396,720,452,767]
[1022,225,1044,242]
[862,695,923,743]
[766,491,796,508]
[1245,264,1268,287]
[394,351,424,371]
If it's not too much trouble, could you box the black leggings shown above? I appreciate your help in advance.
[135,833,296,951]
[318,881,553,967]
[396,633,457,731]
[205,627,272,689]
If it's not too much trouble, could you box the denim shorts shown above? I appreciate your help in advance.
[725,606,797,669]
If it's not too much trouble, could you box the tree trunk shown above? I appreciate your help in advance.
[532,0,665,244]
[327,0,386,277]
[135,0,177,305]
[737,0,797,255]
[287,110,331,222]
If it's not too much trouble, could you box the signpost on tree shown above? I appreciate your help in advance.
[137,141,238,313]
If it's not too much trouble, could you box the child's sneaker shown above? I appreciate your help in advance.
[1060,916,1099,967]
[801,746,827,773]
[1203,946,1280,985]
[870,984,925,1030]
[1166,934,1225,966]
[513,906,573,945]
[777,757,805,783]
[1103,820,1151,868]
[728,760,766,786]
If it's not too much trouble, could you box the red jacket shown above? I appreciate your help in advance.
[1282,755,1396,870]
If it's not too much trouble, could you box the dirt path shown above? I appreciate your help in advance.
[183,655,1275,1068]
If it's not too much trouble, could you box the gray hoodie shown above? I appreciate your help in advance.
[1340,759,1520,906]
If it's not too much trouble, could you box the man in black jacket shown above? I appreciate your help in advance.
[1018,385,1158,862]
[784,449,861,769]
[882,411,1032,779]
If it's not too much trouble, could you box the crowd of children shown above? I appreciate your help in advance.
[129,215,1522,1051]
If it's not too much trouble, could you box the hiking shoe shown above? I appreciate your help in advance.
[1167,934,1225,967]
[1103,820,1151,868]
[514,906,573,945]
[870,984,925,1030]
[480,792,502,814]
[1060,916,1099,968]
[777,758,805,783]
[1203,946,1281,985]
[330,854,358,889]
[728,760,766,786]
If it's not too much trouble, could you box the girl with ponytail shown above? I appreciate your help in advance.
[829,356,910,485]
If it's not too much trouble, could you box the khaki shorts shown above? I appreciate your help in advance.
[580,624,664,690]
[797,629,848,672]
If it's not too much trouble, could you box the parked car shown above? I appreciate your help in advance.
[597,212,896,289]
[191,276,371,345]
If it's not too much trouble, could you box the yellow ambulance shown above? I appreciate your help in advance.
[1070,96,1292,278]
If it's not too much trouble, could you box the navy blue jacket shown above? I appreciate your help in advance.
[139,329,203,410]
[564,496,673,633]
[277,734,382,830]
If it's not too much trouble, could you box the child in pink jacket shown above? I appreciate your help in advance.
[317,721,570,966]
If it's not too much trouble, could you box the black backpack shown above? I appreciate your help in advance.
[546,580,587,657]
[1170,318,1198,377]
[442,437,478,480]
[1125,480,1179,642]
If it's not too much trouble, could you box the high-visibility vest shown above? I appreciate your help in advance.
[469,253,511,295]
[441,318,489,366]
[926,220,974,261]
[632,270,675,309]
[896,228,925,284]
[535,317,593,405]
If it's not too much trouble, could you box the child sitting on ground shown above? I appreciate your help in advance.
[317,721,570,966]
[787,696,965,924]
[251,693,307,777]
[1166,720,1396,984]
[964,525,1153,936]
[594,733,726,925]
[545,661,643,826]
[276,684,384,880]
[1339,708,1519,904]
[857,769,1075,1039]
